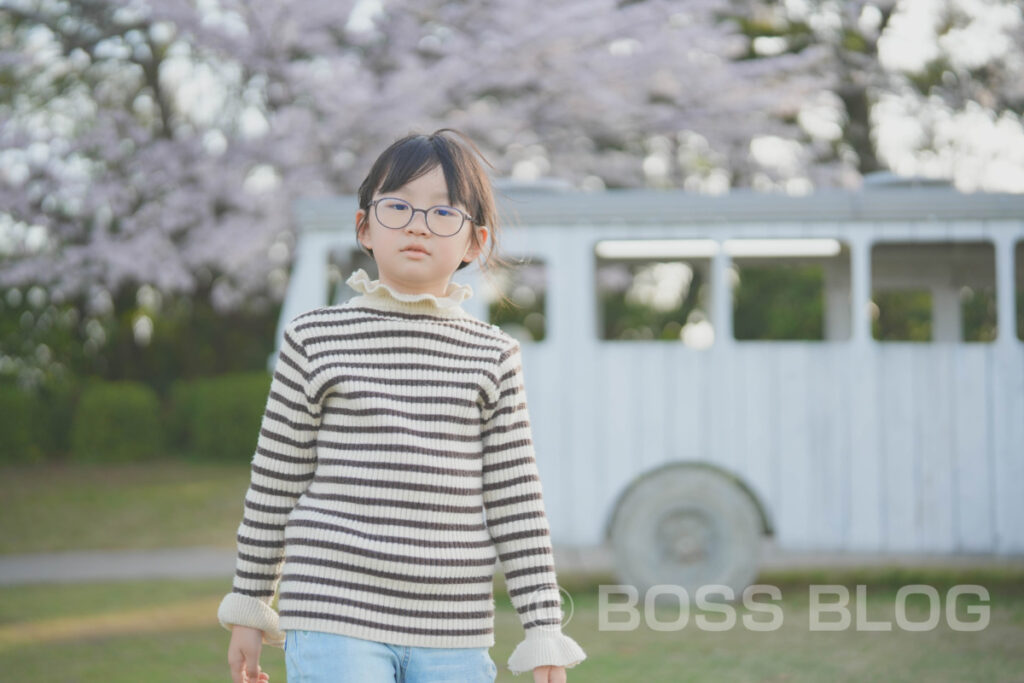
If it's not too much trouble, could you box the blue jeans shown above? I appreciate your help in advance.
[284,629,498,683]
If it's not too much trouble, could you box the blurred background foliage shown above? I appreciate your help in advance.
[0,283,279,464]
[1,0,1021,463]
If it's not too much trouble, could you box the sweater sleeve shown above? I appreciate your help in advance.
[216,318,321,649]
[481,339,587,675]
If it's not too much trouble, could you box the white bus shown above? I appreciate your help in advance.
[282,181,1024,596]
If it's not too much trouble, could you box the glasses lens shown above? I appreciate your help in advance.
[376,199,412,229]
[426,206,464,236]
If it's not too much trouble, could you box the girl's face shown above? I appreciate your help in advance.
[356,164,488,297]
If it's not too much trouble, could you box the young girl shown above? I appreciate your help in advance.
[217,129,586,683]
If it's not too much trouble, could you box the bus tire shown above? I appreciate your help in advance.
[607,465,762,602]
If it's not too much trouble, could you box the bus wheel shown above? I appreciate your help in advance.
[607,465,762,602]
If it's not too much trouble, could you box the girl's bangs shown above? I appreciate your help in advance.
[375,138,471,210]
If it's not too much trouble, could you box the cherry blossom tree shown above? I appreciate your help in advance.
[873,0,1024,191]
[4,0,1020,392]
[733,0,1024,192]
[0,0,826,318]
[0,0,337,315]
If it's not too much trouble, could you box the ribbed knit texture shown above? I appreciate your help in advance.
[217,268,586,675]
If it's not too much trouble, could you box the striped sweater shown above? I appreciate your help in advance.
[217,268,586,675]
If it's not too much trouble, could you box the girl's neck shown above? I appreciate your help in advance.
[344,268,473,318]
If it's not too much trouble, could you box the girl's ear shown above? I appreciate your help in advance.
[356,209,371,248]
[463,225,488,262]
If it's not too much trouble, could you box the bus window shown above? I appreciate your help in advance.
[485,257,547,342]
[328,246,375,305]
[727,239,851,342]
[870,241,997,343]
[594,240,713,347]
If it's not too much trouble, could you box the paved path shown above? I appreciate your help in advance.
[0,545,618,586]
[1,541,1022,586]
[0,546,240,585]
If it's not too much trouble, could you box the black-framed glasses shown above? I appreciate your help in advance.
[368,197,474,237]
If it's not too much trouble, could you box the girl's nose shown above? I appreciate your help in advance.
[406,211,431,233]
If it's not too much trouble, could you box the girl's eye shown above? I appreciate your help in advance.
[432,207,455,217]
[386,200,410,211]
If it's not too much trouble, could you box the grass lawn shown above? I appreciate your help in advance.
[2,460,1023,681]
[0,459,250,553]
[0,575,1022,682]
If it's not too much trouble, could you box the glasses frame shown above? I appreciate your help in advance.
[368,197,475,238]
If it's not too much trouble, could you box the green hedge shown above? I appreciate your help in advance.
[69,380,164,462]
[162,372,274,461]
[184,372,272,462]
[165,378,201,453]
[0,383,78,464]
[4,372,274,464]
[0,385,44,463]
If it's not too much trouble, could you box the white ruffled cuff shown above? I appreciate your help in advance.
[506,627,587,675]
[216,592,286,649]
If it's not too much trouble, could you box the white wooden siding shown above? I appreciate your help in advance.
[500,219,1024,555]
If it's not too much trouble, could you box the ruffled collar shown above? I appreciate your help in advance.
[344,268,473,316]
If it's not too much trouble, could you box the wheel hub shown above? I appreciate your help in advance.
[655,508,714,565]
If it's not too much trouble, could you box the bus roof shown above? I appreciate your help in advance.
[293,186,1024,232]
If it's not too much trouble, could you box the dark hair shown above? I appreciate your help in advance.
[356,128,510,274]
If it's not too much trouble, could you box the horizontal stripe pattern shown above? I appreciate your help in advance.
[219,290,568,649]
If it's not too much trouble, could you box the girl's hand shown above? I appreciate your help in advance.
[227,625,271,683]
[532,665,567,683]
